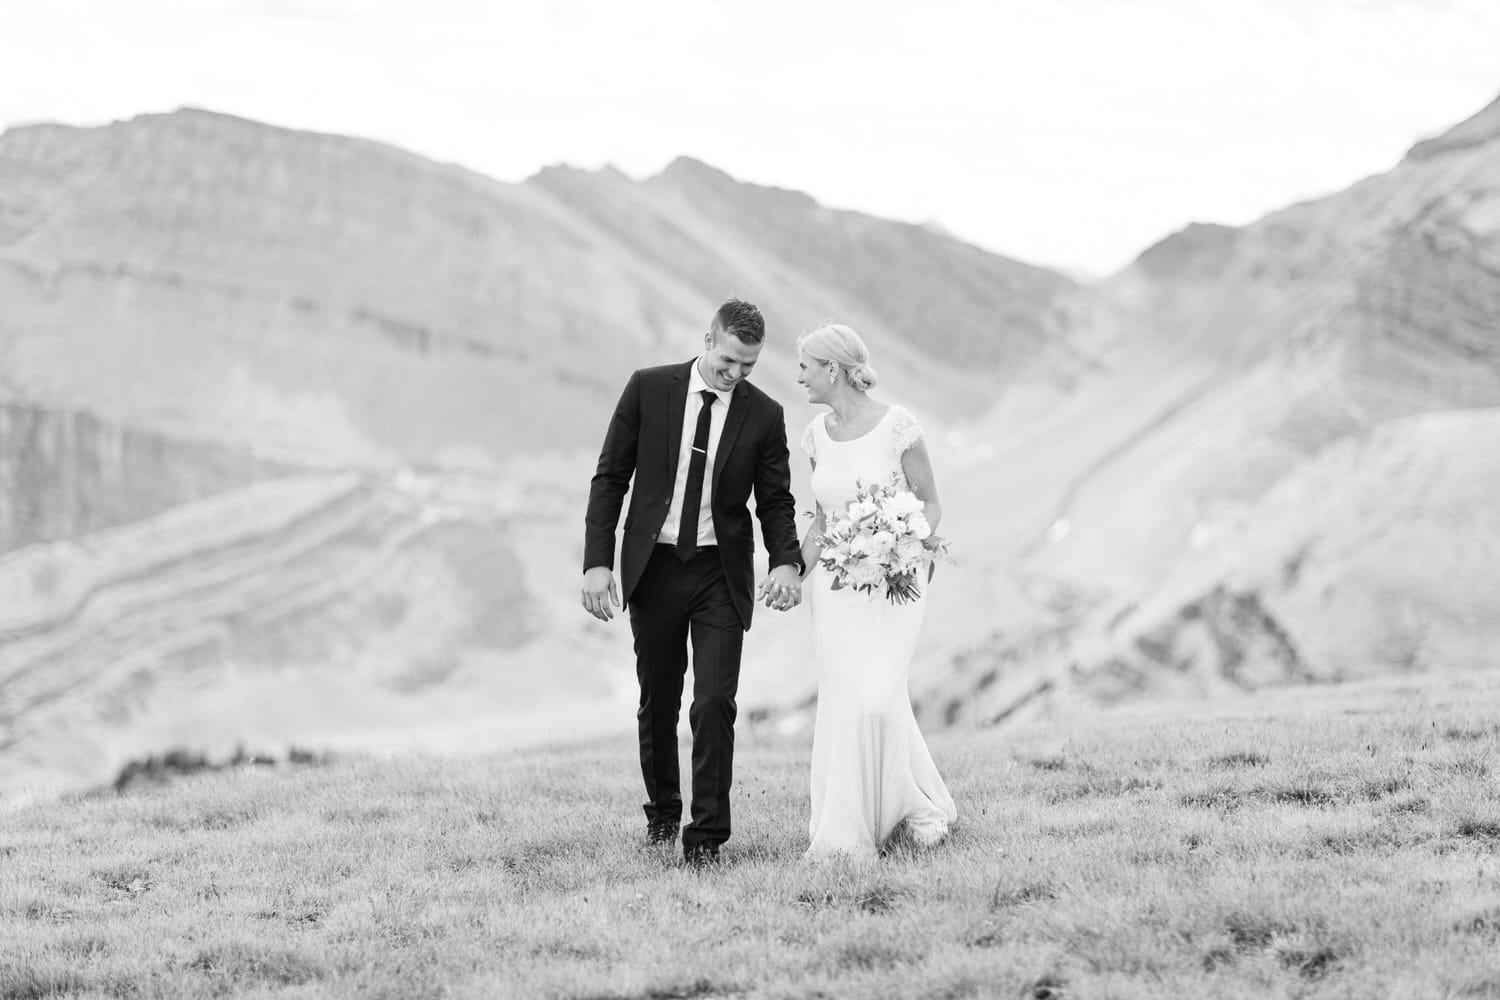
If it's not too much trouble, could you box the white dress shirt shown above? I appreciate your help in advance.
[658,357,733,548]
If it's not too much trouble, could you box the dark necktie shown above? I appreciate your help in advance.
[676,389,717,561]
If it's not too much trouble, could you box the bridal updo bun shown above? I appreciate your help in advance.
[846,363,878,391]
[798,323,879,392]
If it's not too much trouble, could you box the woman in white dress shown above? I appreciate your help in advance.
[795,323,958,859]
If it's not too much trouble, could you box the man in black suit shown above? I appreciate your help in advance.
[582,299,804,867]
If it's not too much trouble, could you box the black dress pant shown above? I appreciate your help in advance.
[628,544,744,849]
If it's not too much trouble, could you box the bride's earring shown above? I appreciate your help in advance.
[827,367,837,384]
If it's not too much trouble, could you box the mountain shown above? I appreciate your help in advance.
[915,91,1500,727]
[0,108,1094,796]
[0,109,1093,547]
[4,92,1498,796]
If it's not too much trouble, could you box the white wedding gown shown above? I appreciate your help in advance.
[801,404,958,859]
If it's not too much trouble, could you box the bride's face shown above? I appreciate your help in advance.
[797,352,835,404]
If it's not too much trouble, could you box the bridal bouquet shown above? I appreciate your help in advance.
[816,475,949,605]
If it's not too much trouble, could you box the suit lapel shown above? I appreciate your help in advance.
[665,361,692,474]
[712,381,751,494]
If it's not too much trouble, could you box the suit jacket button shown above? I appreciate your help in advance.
[650,532,657,540]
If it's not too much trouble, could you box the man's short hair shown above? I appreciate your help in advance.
[713,299,765,345]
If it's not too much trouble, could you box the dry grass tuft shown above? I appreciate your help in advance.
[1452,815,1500,841]
[1208,749,1271,769]
[1020,972,1067,999]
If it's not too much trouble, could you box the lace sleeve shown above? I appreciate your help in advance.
[890,406,924,454]
[800,419,816,461]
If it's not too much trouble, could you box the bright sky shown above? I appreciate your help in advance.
[2,0,1498,275]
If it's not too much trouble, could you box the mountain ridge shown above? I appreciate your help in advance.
[1405,93,1500,161]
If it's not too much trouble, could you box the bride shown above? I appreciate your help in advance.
[794,323,958,859]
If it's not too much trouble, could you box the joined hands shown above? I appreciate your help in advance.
[582,564,804,619]
[757,564,803,612]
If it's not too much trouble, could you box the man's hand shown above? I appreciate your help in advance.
[756,563,803,612]
[581,567,620,622]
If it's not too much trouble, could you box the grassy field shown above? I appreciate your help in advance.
[3,671,1499,1000]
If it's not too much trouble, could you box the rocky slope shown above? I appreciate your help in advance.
[915,92,1500,728]
[0,401,292,553]
[0,460,624,799]
[918,409,1500,729]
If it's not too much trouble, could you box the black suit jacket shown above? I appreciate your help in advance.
[584,360,803,630]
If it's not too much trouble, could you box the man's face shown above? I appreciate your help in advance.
[699,325,762,392]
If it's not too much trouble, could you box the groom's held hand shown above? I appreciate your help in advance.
[757,563,803,611]
[581,567,620,622]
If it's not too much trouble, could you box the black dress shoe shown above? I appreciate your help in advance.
[683,843,720,869]
[647,820,679,845]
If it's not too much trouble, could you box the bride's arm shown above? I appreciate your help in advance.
[800,508,825,578]
[800,457,825,576]
[901,440,943,537]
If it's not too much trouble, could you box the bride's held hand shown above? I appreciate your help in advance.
[757,563,804,611]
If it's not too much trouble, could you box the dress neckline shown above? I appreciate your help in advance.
[823,405,894,444]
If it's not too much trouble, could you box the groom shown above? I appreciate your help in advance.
[581,298,804,867]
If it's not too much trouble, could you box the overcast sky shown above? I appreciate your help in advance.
[3,0,1498,275]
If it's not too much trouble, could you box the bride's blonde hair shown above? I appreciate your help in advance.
[797,323,878,391]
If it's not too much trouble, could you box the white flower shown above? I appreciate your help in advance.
[869,530,897,558]
[886,491,925,516]
[907,511,932,540]
[892,536,925,573]
[846,561,885,589]
[847,499,879,522]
